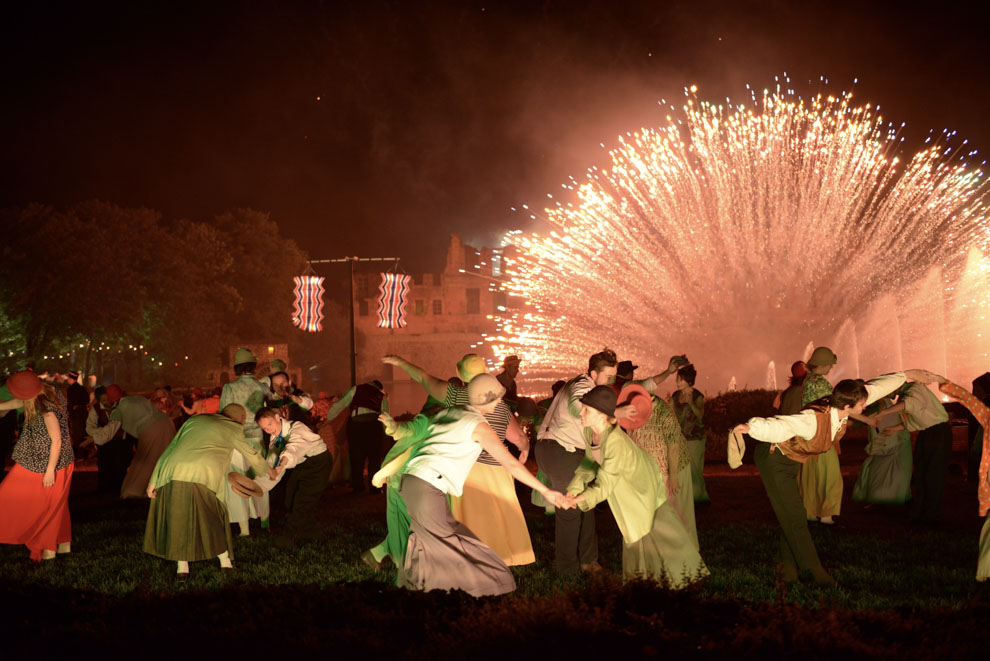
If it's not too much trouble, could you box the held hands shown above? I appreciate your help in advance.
[543,490,574,510]
[267,467,279,481]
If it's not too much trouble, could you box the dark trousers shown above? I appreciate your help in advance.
[754,443,823,572]
[283,450,333,540]
[911,421,953,522]
[97,435,135,494]
[535,438,597,574]
[347,414,385,491]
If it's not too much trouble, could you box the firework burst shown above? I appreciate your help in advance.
[491,77,990,391]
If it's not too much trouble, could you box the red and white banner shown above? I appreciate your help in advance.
[292,276,325,332]
[377,273,411,328]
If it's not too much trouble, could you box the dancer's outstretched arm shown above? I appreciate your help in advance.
[475,422,571,509]
[382,355,449,402]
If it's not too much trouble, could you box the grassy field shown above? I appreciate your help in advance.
[2,439,988,657]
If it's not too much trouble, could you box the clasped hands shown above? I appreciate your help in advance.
[543,490,583,510]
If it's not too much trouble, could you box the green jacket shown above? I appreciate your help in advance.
[148,413,269,505]
[110,395,168,437]
[567,424,666,544]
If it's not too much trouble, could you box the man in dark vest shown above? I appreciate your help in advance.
[347,380,388,493]
[733,368,935,587]
[85,386,135,494]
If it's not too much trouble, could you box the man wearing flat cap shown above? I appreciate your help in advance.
[496,355,521,405]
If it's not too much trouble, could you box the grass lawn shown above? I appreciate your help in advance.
[2,435,988,657]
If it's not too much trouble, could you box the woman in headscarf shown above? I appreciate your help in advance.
[0,371,75,561]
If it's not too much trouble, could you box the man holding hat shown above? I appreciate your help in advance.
[219,348,270,535]
[614,355,687,392]
[98,384,176,499]
[144,404,274,578]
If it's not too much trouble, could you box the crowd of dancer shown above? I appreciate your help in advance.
[1,343,988,593]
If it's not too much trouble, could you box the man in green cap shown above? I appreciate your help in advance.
[219,348,269,535]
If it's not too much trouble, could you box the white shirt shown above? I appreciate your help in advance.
[271,419,327,470]
[403,407,485,496]
[538,374,595,452]
[746,372,907,444]
[86,406,121,446]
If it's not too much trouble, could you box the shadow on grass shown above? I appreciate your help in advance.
[4,574,988,658]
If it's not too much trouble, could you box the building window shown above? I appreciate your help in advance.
[415,299,425,315]
[359,299,369,316]
[432,300,442,315]
[466,288,480,314]
[492,252,502,277]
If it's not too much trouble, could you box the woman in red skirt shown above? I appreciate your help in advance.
[0,371,75,561]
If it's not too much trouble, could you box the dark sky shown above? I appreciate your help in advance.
[3,0,988,273]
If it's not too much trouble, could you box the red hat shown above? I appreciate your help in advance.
[6,371,43,400]
[617,383,652,431]
[106,384,126,405]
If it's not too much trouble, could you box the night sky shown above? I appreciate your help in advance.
[3,1,988,273]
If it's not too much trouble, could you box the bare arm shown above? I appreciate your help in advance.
[504,415,530,464]
[0,398,23,412]
[474,423,570,508]
[41,412,62,488]
[382,355,449,402]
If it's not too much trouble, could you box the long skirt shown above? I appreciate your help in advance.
[622,501,708,589]
[398,474,516,597]
[667,460,699,550]
[0,462,73,562]
[449,462,535,566]
[852,435,912,504]
[225,448,270,525]
[799,446,842,518]
[143,481,234,561]
[978,516,990,582]
[686,439,709,502]
[121,417,176,499]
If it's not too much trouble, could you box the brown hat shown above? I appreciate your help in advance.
[227,472,263,499]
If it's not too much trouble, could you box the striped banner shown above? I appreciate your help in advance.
[377,273,411,328]
[292,275,325,332]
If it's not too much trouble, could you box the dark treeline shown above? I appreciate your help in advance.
[0,201,333,386]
